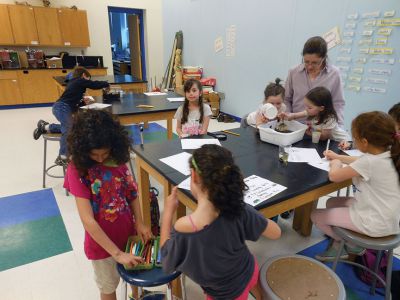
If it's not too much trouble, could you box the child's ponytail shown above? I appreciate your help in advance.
[190,145,246,218]
[264,77,285,100]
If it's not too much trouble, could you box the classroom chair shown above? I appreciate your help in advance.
[117,263,186,300]
[331,226,400,300]
[259,254,345,300]
[42,133,68,196]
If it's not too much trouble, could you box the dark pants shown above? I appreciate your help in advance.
[52,101,72,156]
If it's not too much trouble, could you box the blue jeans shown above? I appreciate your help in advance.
[52,101,72,156]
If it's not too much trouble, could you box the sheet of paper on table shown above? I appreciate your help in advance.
[178,177,191,190]
[167,97,185,102]
[243,175,287,207]
[159,152,192,175]
[343,149,363,157]
[144,92,167,96]
[181,139,221,150]
[81,103,111,109]
[288,147,322,164]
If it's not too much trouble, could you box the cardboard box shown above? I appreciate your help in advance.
[45,58,63,68]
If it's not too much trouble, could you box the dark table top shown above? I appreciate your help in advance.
[132,126,341,210]
[54,74,147,86]
[93,91,183,116]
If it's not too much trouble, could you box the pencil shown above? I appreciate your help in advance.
[136,104,155,108]
[222,130,240,136]
[326,139,331,152]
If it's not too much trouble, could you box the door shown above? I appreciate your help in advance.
[0,5,14,45]
[8,5,39,45]
[58,8,90,47]
[128,15,142,80]
[34,7,62,46]
[0,71,22,105]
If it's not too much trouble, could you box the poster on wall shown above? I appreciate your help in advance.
[324,26,341,50]
[226,25,236,57]
[214,36,224,53]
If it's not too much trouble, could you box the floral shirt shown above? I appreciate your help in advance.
[64,160,137,259]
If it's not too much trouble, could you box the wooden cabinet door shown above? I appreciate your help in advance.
[0,5,14,45]
[8,5,39,46]
[34,7,62,46]
[0,71,22,105]
[58,9,90,47]
[17,70,67,104]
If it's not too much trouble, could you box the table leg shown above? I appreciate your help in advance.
[136,159,151,227]
[167,118,173,140]
[293,200,318,236]
[143,121,149,129]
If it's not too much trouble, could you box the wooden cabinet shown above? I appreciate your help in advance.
[34,7,62,46]
[58,9,90,47]
[8,5,39,46]
[0,5,14,45]
[17,69,69,104]
[0,71,23,105]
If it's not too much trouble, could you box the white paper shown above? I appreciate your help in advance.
[144,92,167,96]
[167,97,185,102]
[288,147,322,164]
[226,25,236,57]
[181,139,221,150]
[323,26,341,50]
[343,149,363,157]
[214,36,224,53]
[308,160,330,172]
[243,175,287,207]
[178,177,191,190]
[81,103,111,109]
[159,152,192,175]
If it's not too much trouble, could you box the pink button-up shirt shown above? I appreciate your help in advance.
[284,63,345,126]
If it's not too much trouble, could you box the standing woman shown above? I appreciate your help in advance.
[284,36,345,126]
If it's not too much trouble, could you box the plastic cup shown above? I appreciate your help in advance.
[279,144,291,165]
[261,103,278,120]
[312,131,322,143]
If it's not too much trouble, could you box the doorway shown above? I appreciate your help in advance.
[108,6,146,80]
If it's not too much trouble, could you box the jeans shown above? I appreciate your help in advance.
[52,101,72,156]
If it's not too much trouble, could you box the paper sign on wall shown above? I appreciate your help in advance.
[214,36,223,53]
[226,25,236,57]
[323,26,341,50]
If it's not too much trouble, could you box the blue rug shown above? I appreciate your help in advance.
[299,239,400,299]
[125,123,178,145]
[0,189,72,271]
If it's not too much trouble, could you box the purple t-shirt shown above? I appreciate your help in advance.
[284,63,345,126]
[64,161,137,260]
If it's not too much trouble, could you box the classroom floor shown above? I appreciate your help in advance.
[0,107,398,300]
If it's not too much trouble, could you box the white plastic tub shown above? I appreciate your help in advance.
[258,120,307,146]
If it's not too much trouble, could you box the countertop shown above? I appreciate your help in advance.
[0,67,107,71]
[53,74,147,86]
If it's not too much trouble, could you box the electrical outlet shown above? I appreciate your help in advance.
[218,92,225,100]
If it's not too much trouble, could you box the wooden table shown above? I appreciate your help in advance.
[132,127,351,236]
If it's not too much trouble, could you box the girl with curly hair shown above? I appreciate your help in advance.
[64,109,151,300]
[160,144,281,300]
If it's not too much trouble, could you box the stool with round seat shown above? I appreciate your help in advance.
[331,226,400,300]
[42,133,68,195]
[260,254,345,300]
[117,263,186,300]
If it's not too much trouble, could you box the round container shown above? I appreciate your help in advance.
[260,255,345,300]
[261,103,278,119]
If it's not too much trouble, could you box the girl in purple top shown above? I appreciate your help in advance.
[284,36,345,127]
[161,145,281,299]
[64,110,151,300]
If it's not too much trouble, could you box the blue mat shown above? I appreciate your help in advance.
[125,123,177,145]
[299,239,400,299]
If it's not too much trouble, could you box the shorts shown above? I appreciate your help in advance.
[206,256,259,300]
[91,256,121,294]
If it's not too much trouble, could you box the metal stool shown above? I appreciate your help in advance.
[42,133,68,196]
[332,226,400,300]
[260,255,345,300]
[117,263,186,300]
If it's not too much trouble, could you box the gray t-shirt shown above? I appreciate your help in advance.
[161,204,268,299]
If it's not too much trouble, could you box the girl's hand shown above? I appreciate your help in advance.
[338,140,352,150]
[324,150,339,160]
[277,112,288,121]
[114,251,144,267]
[256,113,268,126]
[199,128,207,135]
[83,96,94,105]
[136,222,152,243]
[329,159,342,169]
[165,187,179,214]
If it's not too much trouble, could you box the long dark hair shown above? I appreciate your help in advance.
[305,86,338,125]
[190,145,246,219]
[67,110,132,175]
[72,66,91,79]
[181,79,204,124]
[302,36,327,58]
[352,111,400,180]
[264,78,285,101]
[389,103,400,125]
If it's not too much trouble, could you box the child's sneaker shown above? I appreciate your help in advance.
[345,244,366,256]
[33,119,49,140]
[315,245,349,262]
[55,155,68,167]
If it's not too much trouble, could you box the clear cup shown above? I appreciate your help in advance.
[279,144,291,165]
[312,131,322,143]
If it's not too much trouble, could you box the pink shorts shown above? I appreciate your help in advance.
[206,257,259,300]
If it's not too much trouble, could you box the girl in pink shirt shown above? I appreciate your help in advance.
[64,110,151,300]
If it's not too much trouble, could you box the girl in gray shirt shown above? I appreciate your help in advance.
[161,145,281,299]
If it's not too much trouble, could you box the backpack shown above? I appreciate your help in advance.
[149,187,160,236]
[355,249,388,288]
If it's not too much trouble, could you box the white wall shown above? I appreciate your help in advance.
[0,0,164,78]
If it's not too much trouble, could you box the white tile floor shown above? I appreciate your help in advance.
[1,107,398,300]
